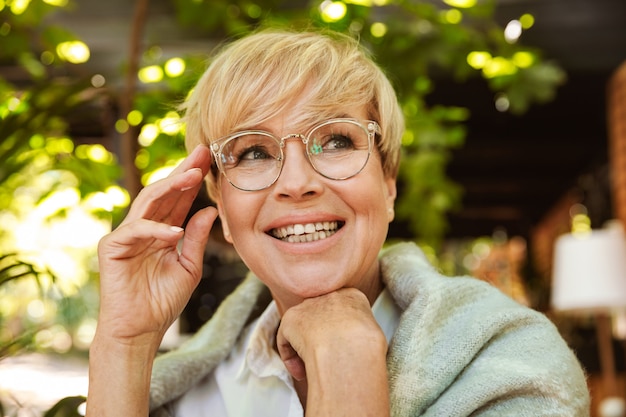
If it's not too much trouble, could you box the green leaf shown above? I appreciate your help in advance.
[43,396,87,417]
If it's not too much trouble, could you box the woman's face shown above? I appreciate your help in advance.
[214,104,397,314]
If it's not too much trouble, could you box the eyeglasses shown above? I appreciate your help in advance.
[210,118,379,191]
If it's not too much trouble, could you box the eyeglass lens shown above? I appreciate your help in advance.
[218,120,372,191]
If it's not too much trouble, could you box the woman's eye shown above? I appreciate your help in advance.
[239,146,270,161]
[323,134,354,151]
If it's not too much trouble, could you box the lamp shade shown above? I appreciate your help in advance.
[551,222,626,313]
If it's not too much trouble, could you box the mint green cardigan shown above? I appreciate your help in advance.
[149,242,590,416]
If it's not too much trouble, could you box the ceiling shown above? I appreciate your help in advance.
[29,0,626,241]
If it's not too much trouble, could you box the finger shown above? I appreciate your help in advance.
[123,145,211,224]
[168,145,212,178]
[178,206,218,279]
[153,167,207,225]
[123,167,205,225]
[276,329,307,382]
[100,219,184,260]
[143,146,212,223]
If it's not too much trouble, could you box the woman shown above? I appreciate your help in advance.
[86,29,590,416]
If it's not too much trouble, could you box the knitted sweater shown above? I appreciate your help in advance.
[149,242,590,416]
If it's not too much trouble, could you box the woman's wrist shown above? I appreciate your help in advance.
[86,333,159,416]
[305,339,390,417]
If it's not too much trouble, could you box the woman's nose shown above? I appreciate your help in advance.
[272,140,324,199]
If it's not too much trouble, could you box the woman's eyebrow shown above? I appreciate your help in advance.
[244,113,362,134]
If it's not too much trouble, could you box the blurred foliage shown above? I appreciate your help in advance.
[0,6,123,416]
[43,396,86,417]
[0,0,565,412]
[0,253,53,359]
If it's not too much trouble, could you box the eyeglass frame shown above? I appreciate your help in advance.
[209,118,381,191]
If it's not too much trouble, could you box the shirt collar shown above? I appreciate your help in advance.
[237,301,289,381]
[372,286,402,344]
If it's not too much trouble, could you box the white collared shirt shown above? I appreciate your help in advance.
[172,288,401,417]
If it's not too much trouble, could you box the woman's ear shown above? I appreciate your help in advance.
[216,201,233,244]
[385,177,397,223]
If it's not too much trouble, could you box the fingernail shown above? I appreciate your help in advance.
[170,226,184,233]
[181,183,198,191]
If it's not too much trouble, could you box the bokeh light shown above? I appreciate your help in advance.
[43,0,68,6]
[127,109,143,126]
[164,57,186,77]
[504,19,522,43]
[512,51,534,68]
[10,0,30,15]
[442,0,476,8]
[320,1,347,22]
[115,119,129,133]
[138,65,164,83]
[482,56,517,77]
[91,74,106,88]
[370,22,387,37]
[520,13,535,29]
[441,9,462,24]
[466,51,492,69]
[138,123,159,146]
[56,41,90,64]
[158,112,182,135]
[494,92,510,112]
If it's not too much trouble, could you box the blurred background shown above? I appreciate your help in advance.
[0,0,625,416]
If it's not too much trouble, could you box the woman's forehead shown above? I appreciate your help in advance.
[240,101,370,132]
[227,76,370,127]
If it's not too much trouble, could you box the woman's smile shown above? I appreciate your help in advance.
[268,220,344,242]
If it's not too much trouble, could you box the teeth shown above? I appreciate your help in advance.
[271,221,340,242]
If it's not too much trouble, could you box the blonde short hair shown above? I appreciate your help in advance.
[183,28,404,201]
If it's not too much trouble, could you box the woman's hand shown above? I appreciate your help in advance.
[87,146,216,417]
[276,288,390,417]
[96,145,217,345]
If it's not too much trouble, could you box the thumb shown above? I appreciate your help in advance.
[178,206,218,277]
